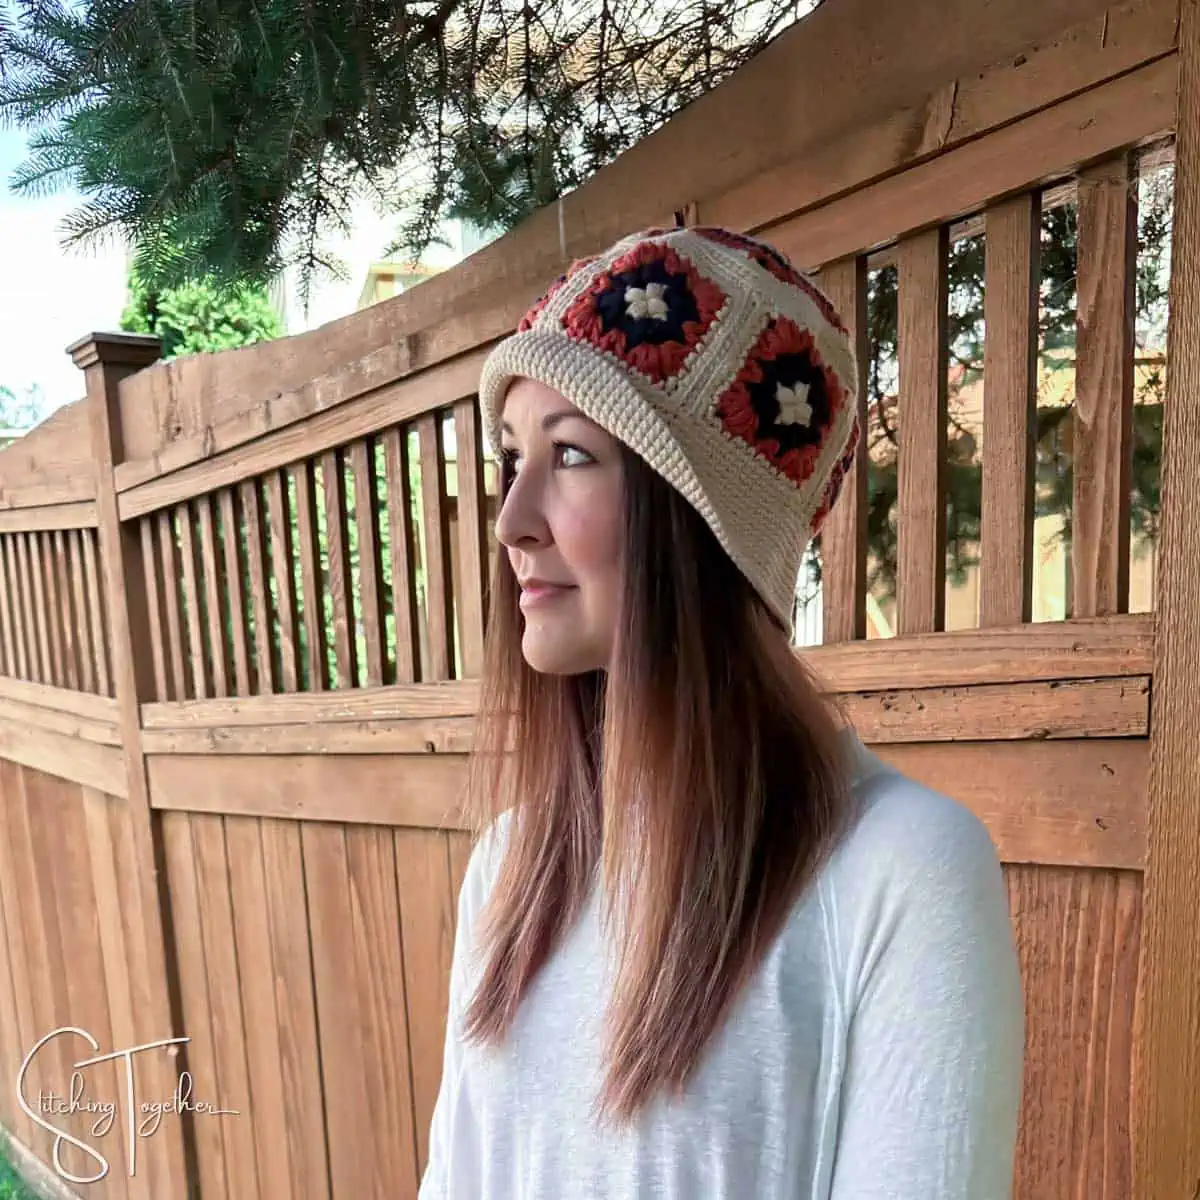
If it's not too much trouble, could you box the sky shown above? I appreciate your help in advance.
[0,127,131,418]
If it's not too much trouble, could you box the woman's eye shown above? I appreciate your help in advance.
[555,443,594,468]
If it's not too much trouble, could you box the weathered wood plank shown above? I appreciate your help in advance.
[240,479,275,696]
[0,500,97,532]
[321,449,356,688]
[453,399,490,676]
[349,439,387,686]
[815,257,869,643]
[417,414,455,680]
[67,530,97,693]
[197,494,232,697]
[264,470,301,693]
[804,613,1152,691]
[148,753,470,830]
[1073,153,1138,617]
[80,528,112,696]
[876,738,1147,869]
[383,427,422,684]
[177,501,212,700]
[160,811,231,1200]
[291,462,328,691]
[981,192,1041,626]
[842,676,1148,742]
[147,737,1145,870]
[896,226,949,634]
[218,487,254,696]
[258,817,332,1199]
[155,511,189,701]
[394,827,455,1175]
[766,55,1177,270]
[116,347,490,519]
[1137,0,1200,1191]
[1008,865,1140,1199]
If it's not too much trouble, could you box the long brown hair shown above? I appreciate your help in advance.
[461,441,855,1122]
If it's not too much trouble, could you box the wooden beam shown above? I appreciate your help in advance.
[147,752,471,830]
[1073,153,1138,617]
[115,346,489,519]
[766,54,1177,270]
[719,0,1180,229]
[801,613,1153,691]
[1136,0,1200,1191]
[842,676,1149,743]
[0,673,121,724]
[141,678,480,729]
[144,738,1146,871]
[980,192,1041,626]
[0,719,126,794]
[875,739,1147,870]
[816,256,870,643]
[67,330,192,1199]
[138,675,1148,756]
[0,501,97,532]
[142,716,477,756]
[896,226,949,634]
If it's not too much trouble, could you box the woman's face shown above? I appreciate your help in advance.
[494,378,624,675]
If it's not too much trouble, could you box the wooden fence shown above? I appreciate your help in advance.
[0,0,1198,1195]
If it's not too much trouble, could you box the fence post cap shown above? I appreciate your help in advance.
[67,332,163,372]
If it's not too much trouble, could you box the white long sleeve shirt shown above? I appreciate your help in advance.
[419,731,1025,1199]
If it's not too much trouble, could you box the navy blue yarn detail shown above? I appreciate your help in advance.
[592,258,700,349]
[745,328,831,452]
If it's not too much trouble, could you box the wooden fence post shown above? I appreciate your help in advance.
[67,332,194,1200]
[1134,1,1200,1195]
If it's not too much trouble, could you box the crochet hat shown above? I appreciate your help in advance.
[478,225,860,637]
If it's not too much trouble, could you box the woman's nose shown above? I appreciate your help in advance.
[494,468,549,550]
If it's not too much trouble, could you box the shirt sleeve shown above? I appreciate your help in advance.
[827,778,1025,1200]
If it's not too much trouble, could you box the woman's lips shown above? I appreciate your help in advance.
[519,583,577,608]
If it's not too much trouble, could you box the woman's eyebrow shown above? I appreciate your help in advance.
[500,410,595,435]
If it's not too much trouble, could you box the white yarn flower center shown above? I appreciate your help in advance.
[775,381,813,427]
[624,281,670,321]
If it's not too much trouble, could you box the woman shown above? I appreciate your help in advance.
[419,226,1025,1199]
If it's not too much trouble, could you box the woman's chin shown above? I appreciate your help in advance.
[520,630,606,676]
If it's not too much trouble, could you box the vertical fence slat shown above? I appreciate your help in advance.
[140,519,170,702]
[816,257,870,643]
[160,811,232,1200]
[981,192,1042,628]
[80,529,112,697]
[196,495,232,698]
[896,225,950,635]
[5,538,29,680]
[349,440,387,686]
[68,531,96,693]
[453,398,491,675]
[218,488,254,696]
[291,462,328,692]
[321,449,356,688]
[383,428,422,684]
[156,510,190,701]
[1073,153,1138,618]
[19,534,49,682]
[0,536,17,677]
[52,530,79,690]
[264,471,301,693]
[39,535,66,687]
[1138,2,1200,1189]
[417,414,455,680]
[177,501,212,700]
[241,479,276,696]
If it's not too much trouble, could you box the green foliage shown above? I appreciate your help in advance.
[0,1135,36,1200]
[120,272,283,359]
[0,0,811,294]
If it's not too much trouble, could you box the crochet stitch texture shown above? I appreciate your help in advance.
[479,225,860,637]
